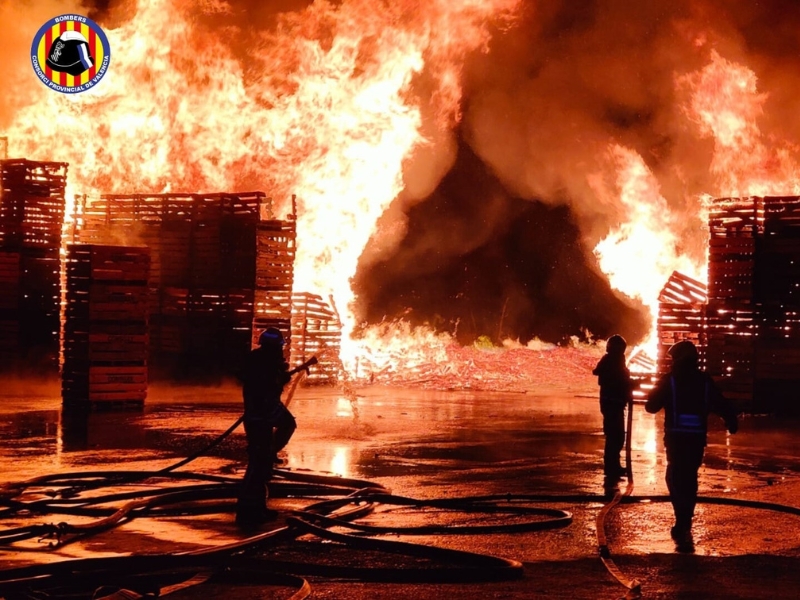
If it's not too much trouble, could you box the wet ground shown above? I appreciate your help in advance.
[1,377,800,599]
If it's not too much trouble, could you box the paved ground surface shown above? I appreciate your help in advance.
[1,376,800,598]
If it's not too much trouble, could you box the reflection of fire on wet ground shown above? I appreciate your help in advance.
[3,389,800,599]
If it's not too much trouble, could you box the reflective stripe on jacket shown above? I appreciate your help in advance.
[666,375,707,435]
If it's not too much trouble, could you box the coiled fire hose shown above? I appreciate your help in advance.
[3,384,800,599]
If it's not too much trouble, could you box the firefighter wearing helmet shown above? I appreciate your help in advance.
[646,340,739,550]
[235,327,297,528]
[593,335,634,481]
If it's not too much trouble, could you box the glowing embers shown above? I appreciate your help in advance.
[657,272,708,376]
[706,196,800,411]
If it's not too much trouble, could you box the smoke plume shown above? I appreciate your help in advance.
[357,0,800,345]
[4,0,800,349]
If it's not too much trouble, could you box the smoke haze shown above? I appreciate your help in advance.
[4,0,800,348]
[357,0,800,345]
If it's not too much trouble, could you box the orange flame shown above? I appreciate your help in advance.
[593,49,800,360]
[5,0,519,374]
[680,49,800,197]
[591,145,703,355]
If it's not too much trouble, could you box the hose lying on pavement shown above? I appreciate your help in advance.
[0,468,531,598]
[2,391,800,600]
[3,460,800,600]
[595,397,641,598]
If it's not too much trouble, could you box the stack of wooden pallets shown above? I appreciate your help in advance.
[62,244,150,411]
[706,198,760,404]
[0,159,68,371]
[252,218,296,354]
[705,196,800,412]
[291,292,342,384]
[73,192,266,380]
[657,271,708,375]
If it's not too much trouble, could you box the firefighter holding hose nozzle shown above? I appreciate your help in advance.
[235,327,302,528]
[646,340,739,550]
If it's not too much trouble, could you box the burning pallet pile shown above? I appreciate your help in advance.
[291,292,342,384]
[656,197,800,412]
[73,192,265,380]
[71,192,336,383]
[0,159,67,371]
[705,197,800,411]
[657,271,708,375]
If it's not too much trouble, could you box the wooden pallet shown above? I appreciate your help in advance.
[251,218,296,355]
[657,271,708,375]
[62,244,150,410]
[708,197,761,238]
[0,159,68,249]
[255,220,296,291]
[290,292,342,384]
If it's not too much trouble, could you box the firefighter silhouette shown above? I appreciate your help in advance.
[46,31,94,76]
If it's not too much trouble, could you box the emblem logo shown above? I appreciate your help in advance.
[31,14,111,94]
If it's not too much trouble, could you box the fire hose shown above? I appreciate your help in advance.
[595,397,640,598]
[2,388,800,599]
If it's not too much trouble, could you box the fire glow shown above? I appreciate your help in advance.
[4,1,800,379]
[5,0,519,374]
[592,49,800,357]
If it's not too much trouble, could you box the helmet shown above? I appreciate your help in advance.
[668,340,699,365]
[258,327,285,347]
[46,31,94,76]
[606,334,627,354]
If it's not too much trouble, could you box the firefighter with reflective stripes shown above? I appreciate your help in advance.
[645,340,739,548]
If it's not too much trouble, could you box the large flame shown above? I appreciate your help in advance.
[680,50,800,197]
[4,0,519,373]
[591,48,800,358]
[591,145,702,355]
[7,2,799,381]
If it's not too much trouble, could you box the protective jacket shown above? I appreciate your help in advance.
[240,346,291,422]
[593,350,633,411]
[645,366,738,446]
